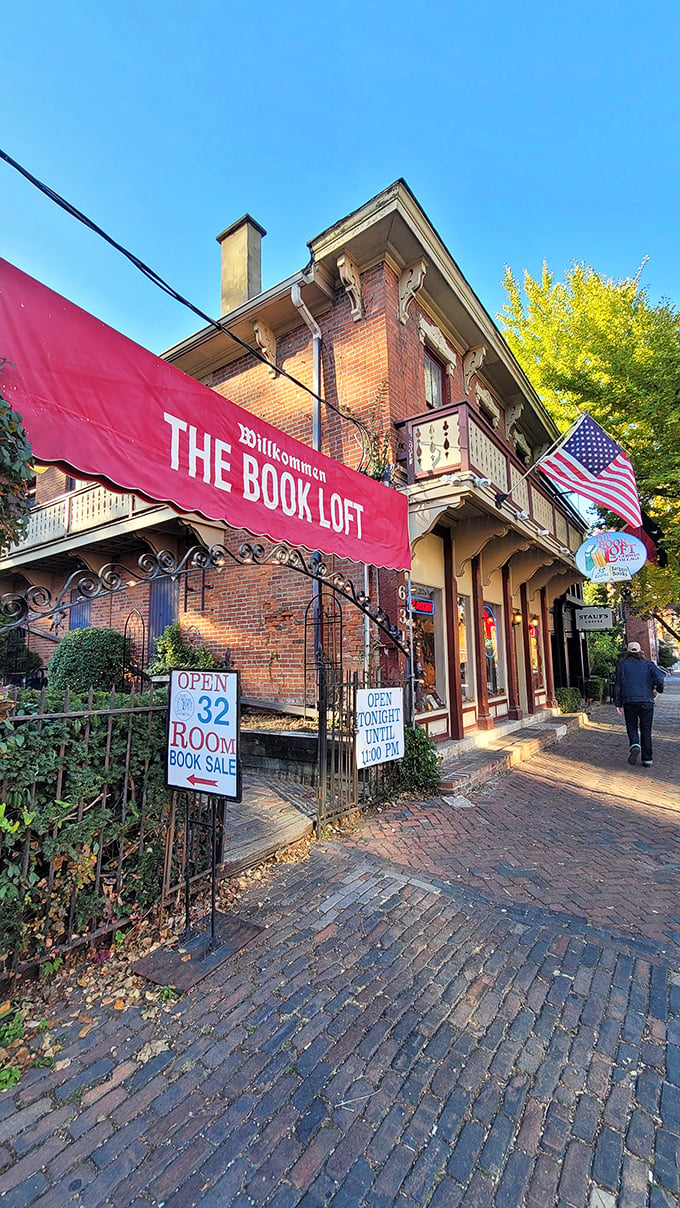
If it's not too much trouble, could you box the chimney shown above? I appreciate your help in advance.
[215,215,267,315]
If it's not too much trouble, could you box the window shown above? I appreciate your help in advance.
[69,591,92,630]
[458,596,472,701]
[424,349,445,410]
[149,575,178,647]
[483,604,504,695]
[529,617,544,689]
[411,584,447,713]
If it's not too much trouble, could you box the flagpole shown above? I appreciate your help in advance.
[494,411,586,510]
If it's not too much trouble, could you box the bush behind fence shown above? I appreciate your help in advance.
[0,684,171,977]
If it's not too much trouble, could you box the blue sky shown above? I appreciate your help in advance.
[2,0,679,356]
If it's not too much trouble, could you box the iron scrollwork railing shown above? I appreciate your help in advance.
[0,541,408,654]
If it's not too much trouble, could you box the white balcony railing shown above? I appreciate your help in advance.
[6,484,160,557]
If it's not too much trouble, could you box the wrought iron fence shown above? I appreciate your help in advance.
[317,664,407,827]
[0,682,176,977]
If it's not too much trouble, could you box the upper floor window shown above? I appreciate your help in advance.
[424,349,445,410]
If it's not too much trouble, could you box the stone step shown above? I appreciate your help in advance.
[439,711,586,794]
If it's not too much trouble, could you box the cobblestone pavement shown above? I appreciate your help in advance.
[354,679,680,962]
[2,682,680,1207]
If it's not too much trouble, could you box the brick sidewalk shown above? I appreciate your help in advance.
[352,679,680,963]
[1,682,680,1207]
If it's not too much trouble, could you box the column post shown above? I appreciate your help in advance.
[502,563,522,720]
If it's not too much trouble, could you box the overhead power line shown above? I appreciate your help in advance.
[0,147,372,463]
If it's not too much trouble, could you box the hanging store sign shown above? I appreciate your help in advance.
[167,669,241,800]
[355,687,405,769]
[575,607,615,631]
[0,258,411,571]
[575,532,647,582]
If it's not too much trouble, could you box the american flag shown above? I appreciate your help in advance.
[537,414,642,529]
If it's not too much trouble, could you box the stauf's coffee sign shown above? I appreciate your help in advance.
[1,258,411,572]
[575,608,614,631]
[575,532,647,583]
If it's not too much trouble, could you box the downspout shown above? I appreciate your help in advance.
[291,284,323,685]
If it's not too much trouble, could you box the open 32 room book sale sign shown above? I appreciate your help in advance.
[166,670,241,800]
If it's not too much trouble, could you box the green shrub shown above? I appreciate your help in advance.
[555,687,582,714]
[658,640,677,669]
[148,623,218,675]
[385,724,441,797]
[49,628,127,692]
[587,676,609,702]
[0,688,169,967]
[587,630,623,679]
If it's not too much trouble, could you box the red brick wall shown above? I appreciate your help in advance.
[35,466,69,505]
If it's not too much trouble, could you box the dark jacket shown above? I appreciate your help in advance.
[614,655,665,706]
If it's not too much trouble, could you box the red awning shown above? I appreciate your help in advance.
[0,258,411,571]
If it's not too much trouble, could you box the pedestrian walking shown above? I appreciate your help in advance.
[614,641,665,766]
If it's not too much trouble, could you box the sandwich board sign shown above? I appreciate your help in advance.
[167,670,241,800]
[355,687,405,769]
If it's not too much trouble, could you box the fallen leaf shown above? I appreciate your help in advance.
[55,1058,71,1071]
[113,999,125,1011]
[0,1000,10,1017]
[181,955,191,963]
[137,1039,169,1063]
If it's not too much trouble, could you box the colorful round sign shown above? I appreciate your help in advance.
[575,532,647,582]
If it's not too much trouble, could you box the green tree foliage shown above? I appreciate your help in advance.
[500,264,680,611]
[0,359,34,554]
[49,627,127,692]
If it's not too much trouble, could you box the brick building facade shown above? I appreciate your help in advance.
[1,181,590,736]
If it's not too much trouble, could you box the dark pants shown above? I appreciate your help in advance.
[623,701,655,763]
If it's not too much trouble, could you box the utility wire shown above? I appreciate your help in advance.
[0,147,372,462]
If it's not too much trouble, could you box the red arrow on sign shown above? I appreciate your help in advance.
[187,774,219,787]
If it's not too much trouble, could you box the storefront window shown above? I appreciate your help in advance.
[483,603,504,695]
[529,616,544,689]
[411,585,447,713]
[458,596,472,701]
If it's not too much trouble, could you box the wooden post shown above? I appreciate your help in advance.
[502,564,522,720]
[540,586,558,707]
[471,554,494,730]
[520,582,535,714]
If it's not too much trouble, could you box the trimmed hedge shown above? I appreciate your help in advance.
[49,627,127,692]
[555,687,582,714]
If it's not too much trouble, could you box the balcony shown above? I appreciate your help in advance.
[398,401,582,553]
[0,483,180,569]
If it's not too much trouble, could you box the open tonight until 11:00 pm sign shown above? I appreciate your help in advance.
[166,670,241,800]
[355,688,405,769]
